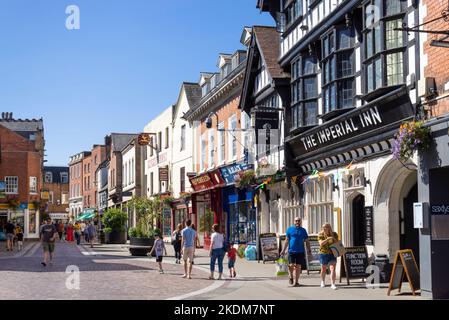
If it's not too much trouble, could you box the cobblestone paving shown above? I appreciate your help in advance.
[0,241,214,300]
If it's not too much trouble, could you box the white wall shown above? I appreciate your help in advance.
[122,146,136,193]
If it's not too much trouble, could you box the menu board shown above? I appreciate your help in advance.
[340,246,369,285]
[259,233,279,263]
[388,249,420,296]
[306,235,322,273]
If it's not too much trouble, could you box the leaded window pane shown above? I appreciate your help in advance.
[386,19,403,49]
[387,52,404,85]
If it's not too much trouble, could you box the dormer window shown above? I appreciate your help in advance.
[202,83,210,96]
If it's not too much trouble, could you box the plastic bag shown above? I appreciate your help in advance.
[245,245,257,261]
[275,257,289,276]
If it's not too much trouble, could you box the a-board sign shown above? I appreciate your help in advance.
[306,235,321,274]
[340,246,369,285]
[388,249,420,296]
[259,233,279,263]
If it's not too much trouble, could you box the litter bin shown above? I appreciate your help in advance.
[375,254,392,283]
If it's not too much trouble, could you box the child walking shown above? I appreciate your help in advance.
[149,233,167,274]
[227,242,238,278]
[16,225,24,251]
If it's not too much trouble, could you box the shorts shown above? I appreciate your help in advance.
[6,233,14,241]
[182,247,194,262]
[288,253,306,266]
[320,253,337,266]
[42,242,55,253]
[228,259,236,269]
[156,256,163,263]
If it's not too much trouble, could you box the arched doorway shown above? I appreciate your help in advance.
[401,183,419,263]
[352,194,366,247]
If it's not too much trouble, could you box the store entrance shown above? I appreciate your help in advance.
[401,183,419,263]
[352,194,366,247]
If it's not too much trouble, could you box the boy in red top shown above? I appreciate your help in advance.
[227,242,238,278]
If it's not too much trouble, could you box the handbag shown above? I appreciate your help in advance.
[329,241,346,258]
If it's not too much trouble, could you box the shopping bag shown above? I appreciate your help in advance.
[329,241,346,258]
[275,257,289,277]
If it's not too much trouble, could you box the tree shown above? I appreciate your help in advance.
[125,196,163,238]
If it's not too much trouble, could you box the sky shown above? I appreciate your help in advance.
[0,0,274,166]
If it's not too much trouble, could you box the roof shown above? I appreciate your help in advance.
[43,166,69,184]
[0,117,44,140]
[111,133,138,152]
[253,26,289,79]
[183,83,202,109]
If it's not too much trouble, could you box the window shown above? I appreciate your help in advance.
[241,112,251,158]
[208,129,215,168]
[150,172,154,195]
[284,0,303,27]
[321,26,355,114]
[228,115,237,160]
[132,158,135,184]
[60,172,69,184]
[124,163,128,186]
[150,137,154,157]
[180,125,186,151]
[158,132,162,152]
[290,54,318,130]
[49,191,54,204]
[364,0,407,94]
[29,177,37,193]
[218,122,225,164]
[229,201,256,245]
[45,172,53,183]
[180,167,185,193]
[307,176,334,234]
[62,193,69,205]
[200,133,207,171]
[165,127,169,149]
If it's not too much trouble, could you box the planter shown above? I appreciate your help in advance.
[99,230,106,244]
[105,230,127,244]
[129,237,155,256]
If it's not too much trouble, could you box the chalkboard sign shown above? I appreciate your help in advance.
[259,233,279,263]
[306,235,322,274]
[364,206,374,245]
[388,249,420,296]
[340,246,369,285]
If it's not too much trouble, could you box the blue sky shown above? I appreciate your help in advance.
[0,0,273,166]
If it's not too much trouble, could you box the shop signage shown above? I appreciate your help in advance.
[364,206,374,245]
[220,164,254,185]
[159,166,169,182]
[0,181,5,199]
[340,246,369,285]
[288,87,414,159]
[41,191,50,200]
[388,249,420,296]
[49,213,69,220]
[148,152,167,168]
[19,203,28,210]
[189,173,214,192]
[254,109,279,132]
[306,235,322,273]
[259,233,279,263]
[430,204,449,215]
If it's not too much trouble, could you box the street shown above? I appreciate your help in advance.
[0,241,425,300]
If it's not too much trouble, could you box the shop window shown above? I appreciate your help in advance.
[229,200,256,244]
[363,0,407,95]
[307,176,334,234]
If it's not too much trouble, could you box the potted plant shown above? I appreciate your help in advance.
[392,121,431,162]
[199,208,215,249]
[126,196,163,256]
[235,169,256,189]
[102,208,128,244]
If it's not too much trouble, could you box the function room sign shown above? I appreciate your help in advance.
[287,87,414,160]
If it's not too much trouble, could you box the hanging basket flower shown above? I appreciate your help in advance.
[392,121,431,162]
[236,170,256,189]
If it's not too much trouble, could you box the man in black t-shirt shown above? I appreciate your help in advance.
[5,221,15,252]
[40,218,57,266]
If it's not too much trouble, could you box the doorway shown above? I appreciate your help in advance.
[352,194,365,246]
[401,183,419,263]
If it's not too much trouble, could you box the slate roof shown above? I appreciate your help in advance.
[183,82,202,109]
[44,166,69,184]
[0,117,44,140]
[111,133,138,152]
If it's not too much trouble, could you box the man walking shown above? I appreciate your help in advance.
[86,222,96,248]
[5,220,15,252]
[180,219,196,279]
[280,217,311,287]
[40,218,57,267]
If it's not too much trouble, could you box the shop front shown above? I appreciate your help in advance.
[286,86,416,258]
[0,203,39,239]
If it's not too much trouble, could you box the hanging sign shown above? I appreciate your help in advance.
[364,206,374,245]
[159,166,169,182]
[220,164,253,185]
[388,249,420,296]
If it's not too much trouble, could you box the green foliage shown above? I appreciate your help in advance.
[125,196,164,238]
[199,208,215,234]
[101,208,127,232]
[103,227,112,234]
[128,227,138,238]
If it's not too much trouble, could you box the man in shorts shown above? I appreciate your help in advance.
[180,219,196,279]
[5,221,15,252]
[40,218,57,267]
[280,217,311,287]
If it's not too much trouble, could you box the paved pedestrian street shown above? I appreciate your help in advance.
[0,241,426,300]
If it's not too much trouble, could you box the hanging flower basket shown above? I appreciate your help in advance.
[236,170,256,189]
[392,121,431,162]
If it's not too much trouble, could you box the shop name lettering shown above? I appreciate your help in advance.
[432,205,449,214]
[191,175,210,185]
[301,106,383,151]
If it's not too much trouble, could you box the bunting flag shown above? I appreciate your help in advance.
[345,160,354,170]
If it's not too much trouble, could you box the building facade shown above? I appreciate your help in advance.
[0,112,44,239]
[43,166,69,222]
[69,151,90,219]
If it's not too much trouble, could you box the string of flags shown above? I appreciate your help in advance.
[255,177,272,190]
[293,159,360,186]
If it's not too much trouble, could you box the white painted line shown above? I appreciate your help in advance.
[166,279,226,301]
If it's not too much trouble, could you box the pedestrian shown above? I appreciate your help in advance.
[149,233,167,274]
[209,223,225,280]
[74,221,81,245]
[66,223,74,242]
[80,221,86,243]
[191,223,200,265]
[280,217,312,287]
[15,225,24,251]
[40,218,57,266]
[86,222,96,248]
[172,223,183,264]
[5,220,15,252]
[318,223,339,290]
[57,220,65,242]
[180,219,196,279]
[84,222,90,243]
[227,242,238,278]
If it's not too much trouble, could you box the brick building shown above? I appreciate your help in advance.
[43,166,69,222]
[0,112,44,239]
[69,151,91,219]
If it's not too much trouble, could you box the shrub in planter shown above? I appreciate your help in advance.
[102,209,127,244]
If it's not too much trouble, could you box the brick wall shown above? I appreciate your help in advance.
[423,0,449,117]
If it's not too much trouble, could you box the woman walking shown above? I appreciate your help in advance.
[318,223,339,290]
[209,224,225,280]
[66,223,74,242]
[172,224,183,264]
